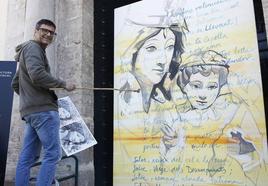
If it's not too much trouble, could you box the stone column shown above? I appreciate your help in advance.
[55,0,94,185]
[0,0,8,60]
[4,0,27,60]
[4,0,27,183]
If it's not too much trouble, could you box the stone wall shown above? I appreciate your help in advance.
[4,0,27,183]
[54,0,94,185]
[4,0,94,185]
[0,0,8,59]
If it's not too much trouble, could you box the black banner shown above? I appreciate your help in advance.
[0,61,17,186]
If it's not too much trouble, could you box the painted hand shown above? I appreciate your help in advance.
[160,123,185,160]
[227,129,260,171]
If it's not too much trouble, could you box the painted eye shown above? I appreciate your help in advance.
[208,84,218,90]
[190,82,201,89]
[146,46,157,52]
[166,44,174,51]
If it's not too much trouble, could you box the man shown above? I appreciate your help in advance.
[11,19,75,186]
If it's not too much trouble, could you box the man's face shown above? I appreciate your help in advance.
[183,72,220,110]
[34,24,56,48]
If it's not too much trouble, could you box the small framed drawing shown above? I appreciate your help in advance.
[58,96,97,156]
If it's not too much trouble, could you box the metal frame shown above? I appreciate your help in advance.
[30,155,78,186]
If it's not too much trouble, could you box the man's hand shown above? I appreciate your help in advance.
[64,82,76,91]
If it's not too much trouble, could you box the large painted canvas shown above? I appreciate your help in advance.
[113,0,268,185]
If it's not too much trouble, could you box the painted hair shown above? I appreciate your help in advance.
[61,122,85,135]
[177,64,229,93]
[177,50,229,92]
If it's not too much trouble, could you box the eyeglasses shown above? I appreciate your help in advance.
[38,27,57,36]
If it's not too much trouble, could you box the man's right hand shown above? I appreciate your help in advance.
[64,82,76,91]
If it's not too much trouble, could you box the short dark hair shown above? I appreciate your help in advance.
[35,19,56,30]
[177,65,229,92]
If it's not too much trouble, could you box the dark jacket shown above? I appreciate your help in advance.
[11,40,66,118]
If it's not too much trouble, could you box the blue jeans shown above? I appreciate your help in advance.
[15,111,62,186]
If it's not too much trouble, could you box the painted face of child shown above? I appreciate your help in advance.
[69,131,85,143]
[183,72,220,110]
[134,29,175,84]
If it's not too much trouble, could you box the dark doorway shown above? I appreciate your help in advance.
[94,1,140,186]
[253,0,268,119]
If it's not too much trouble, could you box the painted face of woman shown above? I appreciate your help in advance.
[134,29,175,84]
[183,72,220,110]
[69,131,85,143]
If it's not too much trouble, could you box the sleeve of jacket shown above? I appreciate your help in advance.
[23,43,66,89]
[11,70,20,95]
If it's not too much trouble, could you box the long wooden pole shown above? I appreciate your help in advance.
[49,87,140,92]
